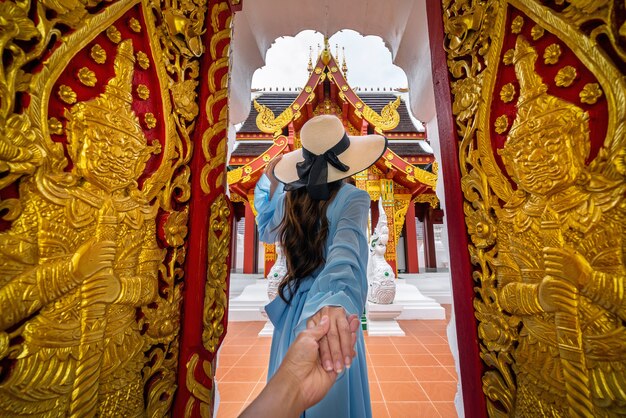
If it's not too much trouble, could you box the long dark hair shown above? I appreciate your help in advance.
[276,181,342,303]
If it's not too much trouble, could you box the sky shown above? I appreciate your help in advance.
[251,30,409,91]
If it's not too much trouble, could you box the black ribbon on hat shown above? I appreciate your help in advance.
[284,132,351,200]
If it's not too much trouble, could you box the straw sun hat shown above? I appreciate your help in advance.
[273,115,387,200]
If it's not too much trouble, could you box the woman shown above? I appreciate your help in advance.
[254,115,386,417]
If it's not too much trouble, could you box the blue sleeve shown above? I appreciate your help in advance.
[254,174,286,243]
[295,188,370,333]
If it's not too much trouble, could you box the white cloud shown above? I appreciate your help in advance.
[251,29,408,90]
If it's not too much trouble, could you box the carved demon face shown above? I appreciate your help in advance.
[501,110,589,197]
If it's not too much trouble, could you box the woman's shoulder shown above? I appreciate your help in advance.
[332,184,370,208]
[340,183,370,200]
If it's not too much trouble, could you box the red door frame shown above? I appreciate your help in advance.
[426,3,487,417]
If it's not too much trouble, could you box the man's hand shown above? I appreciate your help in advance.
[307,306,356,373]
[239,314,360,418]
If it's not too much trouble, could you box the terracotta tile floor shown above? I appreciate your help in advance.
[215,313,459,418]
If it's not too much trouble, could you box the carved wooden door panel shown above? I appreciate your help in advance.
[441,1,626,416]
[0,1,233,416]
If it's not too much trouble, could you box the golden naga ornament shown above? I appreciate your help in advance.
[444,1,626,416]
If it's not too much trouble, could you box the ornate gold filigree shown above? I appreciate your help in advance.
[393,195,411,243]
[202,194,230,353]
[185,354,214,418]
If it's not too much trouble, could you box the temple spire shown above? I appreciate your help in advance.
[342,47,348,80]
[307,46,313,75]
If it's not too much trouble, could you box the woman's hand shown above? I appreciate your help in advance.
[307,307,358,373]
[264,155,282,199]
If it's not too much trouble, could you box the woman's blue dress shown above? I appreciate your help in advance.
[254,174,372,418]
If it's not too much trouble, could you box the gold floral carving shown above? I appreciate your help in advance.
[106,25,122,43]
[494,114,509,134]
[137,83,150,100]
[137,50,150,69]
[579,82,602,104]
[531,24,544,40]
[500,83,515,102]
[543,43,561,65]
[444,0,626,416]
[91,44,107,64]
[511,15,524,34]
[0,0,203,415]
[48,117,64,135]
[59,84,77,104]
[128,17,142,32]
[145,112,157,128]
[555,65,577,87]
[78,67,97,86]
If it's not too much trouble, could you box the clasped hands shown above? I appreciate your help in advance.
[307,305,358,374]
[538,246,593,312]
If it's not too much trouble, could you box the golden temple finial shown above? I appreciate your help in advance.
[342,47,348,79]
[307,46,313,75]
[321,36,331,65]
[335,43,339,59]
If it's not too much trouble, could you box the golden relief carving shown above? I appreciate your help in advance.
[1,39,164,417]
[414,194,439,210]
[444,0,626,416]
[0,0,203,415]
[202,194,230,354]
[393,195,411,245]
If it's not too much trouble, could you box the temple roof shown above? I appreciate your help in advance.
[230,139,432,158]
[238,92,422,134]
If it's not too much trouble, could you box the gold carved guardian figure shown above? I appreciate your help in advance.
[497,36,626,417]
[0,39,164,417]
